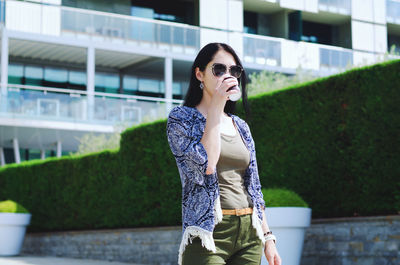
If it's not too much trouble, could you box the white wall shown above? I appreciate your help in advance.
[352,0,374,22]
[374,24,388,53]
[199,0,243,31]
[351,0,387,56]
[200,28,229,47]
[228,0,243,32]
[352,21,375,52]
[281,40,319,70]
[199,0,243,57]
[200,0,228,30]
[352,0,386,24]
[373,0,386,24]
[280,0,318,13]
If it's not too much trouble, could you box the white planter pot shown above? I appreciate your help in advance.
[0,213,31,256]
[261,207,311,265]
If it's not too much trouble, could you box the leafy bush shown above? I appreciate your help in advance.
[261,188,308,207]
[0,200,29,213]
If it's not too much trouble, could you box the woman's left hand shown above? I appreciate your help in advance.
[264,241,282,265]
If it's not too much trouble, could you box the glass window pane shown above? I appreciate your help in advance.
[69,71,86,85]
[173,82,181,95]
[95,74,105,87]
[160,24,171,43]
[8,64,24,84]
[182,81,189,96]
[123,75,138,91]
[104,74,119,89]
[44,67,68,82]
[173,27,184,45]
[160,81,165,93]
[9,64,23,77]
[131,6,154,18]
[25,66,43,79]
[138,78,159,93]
[95,73,119,89]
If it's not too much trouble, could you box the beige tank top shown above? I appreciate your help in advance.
[216,127,253,209]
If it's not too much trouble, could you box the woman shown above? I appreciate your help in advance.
[166,43,281,265]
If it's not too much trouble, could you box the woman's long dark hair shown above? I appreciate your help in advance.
[183,43,250,120]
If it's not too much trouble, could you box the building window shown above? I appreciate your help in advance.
[95,73,120,94]
[69,71,86,90]
[244,11,258,34]
[131,0,196,26]
[138,78,160,94]
[123,75,138,95]
[25,65,44,86]
[302,20,332,45]
[8,64,24,84]
[44,67,68,88]
[388,34,400,54]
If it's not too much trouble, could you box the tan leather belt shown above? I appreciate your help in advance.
[222,207,253,216]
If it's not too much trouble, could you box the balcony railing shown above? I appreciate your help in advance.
[387,0,400,24]
[320,46,353,70]
[1,0,396,75]
[243,34,354,71]
[3,0,200,55]
[319,0,351,15]
[0,84,182,125]
[243,34,281,67]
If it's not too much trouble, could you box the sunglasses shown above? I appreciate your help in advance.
[211,63,243,79]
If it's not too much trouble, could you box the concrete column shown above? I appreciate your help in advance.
[40,149,46,160]
[87,46,95,121]
[12,138,21,164]
[164,57,173,114]
[0,147,5,166]
[56,141,62,158]
[1,28,8,96]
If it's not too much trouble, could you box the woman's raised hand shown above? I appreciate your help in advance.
[209,75,239,112]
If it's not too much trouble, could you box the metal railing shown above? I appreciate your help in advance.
[319,46,353,70]
[0,84,182,125]
[243,33,355,71]
[243,34,281,67]
[3,0,200,54]
[1,0,396,74]
[387,0,400,24]
[318,0,351,14]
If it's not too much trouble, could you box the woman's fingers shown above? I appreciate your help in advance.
[217,78,238,94]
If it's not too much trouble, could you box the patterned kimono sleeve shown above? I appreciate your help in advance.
[245,122,266,209]
[166,110,209,185]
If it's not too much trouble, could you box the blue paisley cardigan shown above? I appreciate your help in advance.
[166,105,266,265]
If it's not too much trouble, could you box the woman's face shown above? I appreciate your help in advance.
[196,49,238,98]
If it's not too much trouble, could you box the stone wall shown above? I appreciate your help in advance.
[301,215,399,265]
[22,226,182,265]
[22,215,399,265]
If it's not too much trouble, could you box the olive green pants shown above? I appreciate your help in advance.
[182,214,263,265]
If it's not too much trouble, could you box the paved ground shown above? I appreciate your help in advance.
[0,256,144,265]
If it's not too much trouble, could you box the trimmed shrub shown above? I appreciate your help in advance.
[261,188,308,208]
[0,59,399,232]
[0,200,29,213]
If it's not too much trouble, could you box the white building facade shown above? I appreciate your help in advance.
[0,0,399,165]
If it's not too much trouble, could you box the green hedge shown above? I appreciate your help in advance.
[0,60,399,232]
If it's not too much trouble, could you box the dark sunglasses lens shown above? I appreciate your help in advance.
[230,66,242,78]
[213,64,227,77]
